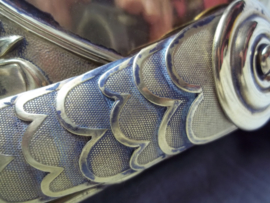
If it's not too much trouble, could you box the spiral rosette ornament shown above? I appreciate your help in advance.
[213,0,270,130]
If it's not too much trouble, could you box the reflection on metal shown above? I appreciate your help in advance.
[213,0,270,130]
[259,44,270,76]
[194,4,228,21]
[128,6,227,57]
[0,0,122,63]
[24,0,234,56]
[259,0,270,9]
[72,2,148,56]
[0,35,22,56]
[0,35,49,99]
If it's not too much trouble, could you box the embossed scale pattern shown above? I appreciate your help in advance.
[172,17,233,139]
[65,77,112,129]
[87,131,133,177]
[63,61,134,178]
[105,65,165,165]
[0,106,46,202]
[0,14,234,202]
[140,39,195,149]
[24,92,90,193]
[166,106,188,148]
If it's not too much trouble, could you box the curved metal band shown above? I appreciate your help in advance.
[0,0,122,63]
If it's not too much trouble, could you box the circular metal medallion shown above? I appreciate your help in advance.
[213,0,270,130]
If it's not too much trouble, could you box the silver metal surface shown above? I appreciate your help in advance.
[0,0,122,63]
[0,58,49,98]
[0,35,49,99]
[0,35,22,57]
[16,82,96,198]
[213,0,270,130]
[0,0,269,202]
[259,45,270,75]
[134,44,186,155]
[259,0,270,9]
[0,5,103,100]
[25,0,233,56]
[0,2,114,201]
[0,155,14,173]
[99,59,147,175]
[0,11,237,202]
[166,13,236,145]
[0,0,234,101]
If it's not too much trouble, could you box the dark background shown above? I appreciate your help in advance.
[84,123,270,203]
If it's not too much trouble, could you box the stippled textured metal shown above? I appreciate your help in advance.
[0,14,100,84]
[0,14,236,203]
[167,15,236,144]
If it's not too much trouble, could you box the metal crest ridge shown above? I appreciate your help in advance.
[0,0,122,63]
